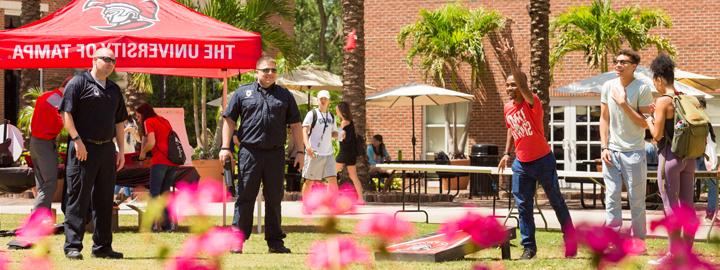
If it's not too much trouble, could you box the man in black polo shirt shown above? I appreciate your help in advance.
[220,56,304,254]
[59,48,128,260]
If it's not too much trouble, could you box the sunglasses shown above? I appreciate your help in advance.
[96,56,116,64]
[612,59,634,65]
[257,68,277,74]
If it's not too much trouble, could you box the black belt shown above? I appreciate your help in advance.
[83,138,113,145]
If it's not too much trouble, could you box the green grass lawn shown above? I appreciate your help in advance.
[0,214,718,270]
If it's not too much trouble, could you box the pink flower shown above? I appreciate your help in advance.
[165,256,217,270]
[354,213,415,243]
[307,237,371,270]
[16,208,55,244]
[652,241,717,270]
[0,252,9,270]
[167,180,229,222]
[179,226,244,257]
[569,223,645,268]
[650,203,700,238]
[21,256,52,270]
[439,212,507,249]
[302,183,357,216]
[473,263,504,270]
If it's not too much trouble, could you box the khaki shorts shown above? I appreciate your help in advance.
[302,154,337,180]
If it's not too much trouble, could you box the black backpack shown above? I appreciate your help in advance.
[165,124,186,165]
[308,109,334,137]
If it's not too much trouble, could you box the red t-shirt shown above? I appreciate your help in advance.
[504,95,551,162]
[31,89,64,140]
[144,116,177,166]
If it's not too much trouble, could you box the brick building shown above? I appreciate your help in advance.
[365,0,720,172]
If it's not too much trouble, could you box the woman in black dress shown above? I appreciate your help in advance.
[334,102,364,203]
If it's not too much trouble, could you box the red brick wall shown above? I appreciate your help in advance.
[365,0,720,159]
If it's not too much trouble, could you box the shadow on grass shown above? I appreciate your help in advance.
[114,224,351,234]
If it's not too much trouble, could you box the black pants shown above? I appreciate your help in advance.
[63,141,116,254]
[233,147,286,247]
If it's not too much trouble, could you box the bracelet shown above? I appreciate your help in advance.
[220,147,231,151]
[296,151,305,154]
[71,135,80,141]
[503,152,512,156]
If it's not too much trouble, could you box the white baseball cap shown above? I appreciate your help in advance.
[317,90,331,99]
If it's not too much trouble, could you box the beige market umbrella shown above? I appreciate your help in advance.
[366,83,475,160]
[675,68,720,92]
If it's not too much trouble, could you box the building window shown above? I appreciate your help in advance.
[423,103,468,160]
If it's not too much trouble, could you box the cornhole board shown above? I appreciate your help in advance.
[377,227,516,262]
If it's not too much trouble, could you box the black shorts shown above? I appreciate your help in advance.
[336,153,357,166]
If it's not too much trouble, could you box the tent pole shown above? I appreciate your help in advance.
[221,69,228,227]
[411,96,416,161]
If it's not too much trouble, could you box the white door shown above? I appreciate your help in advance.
[550,99,603,181]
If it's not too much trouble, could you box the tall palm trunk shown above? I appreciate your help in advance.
[193,79,202,147]
[315,0,328,64]
[341,0,367,184]
[529,0,551,138]
[20,0,41,107]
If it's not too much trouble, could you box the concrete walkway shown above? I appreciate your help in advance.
[1,197,717,241]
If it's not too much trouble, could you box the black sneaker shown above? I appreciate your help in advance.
[520,248,536,260]
[268,245,291,254]
[65,250,83,260]
[92,250,124,259]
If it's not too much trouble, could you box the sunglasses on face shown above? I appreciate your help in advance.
[612,59,634,65]
[257,68,277,74]
[96,56,116,64]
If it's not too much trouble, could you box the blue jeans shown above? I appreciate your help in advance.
[603,149,647,239]
[150,164,177,230]
[696,158,718,214]
[114,186,132,197]
[511,153,573,250]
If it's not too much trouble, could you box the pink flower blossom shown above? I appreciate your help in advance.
[0,252,9,270]
[473,263,505,270]
[167,180,229,222]
[307,237,371,270]
[650,203,700,238]
[653,241,717,270]
[302,183,357,216]
[165,256,218,270]
[178,226,244,257]
[16,208,55,244]
[439,212,507,249]
[354,213,415,243]
[20,256,52,270]
[568,223,645,268]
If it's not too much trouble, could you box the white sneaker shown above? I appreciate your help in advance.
[648,253,672,266]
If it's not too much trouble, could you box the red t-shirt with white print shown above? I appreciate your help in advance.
[504,94,551,162]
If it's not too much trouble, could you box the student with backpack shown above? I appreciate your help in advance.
[301,90,340,196]
[646,54,709,265]
[335,101,365,204]
[136,103,184,232]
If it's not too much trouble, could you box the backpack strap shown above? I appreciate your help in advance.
[308,109,318,137]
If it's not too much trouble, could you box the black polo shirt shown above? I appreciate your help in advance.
[58,71,129,141]
[222,81,301,150]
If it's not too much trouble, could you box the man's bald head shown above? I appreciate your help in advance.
[91,48,116,80]
[93,47,116,58]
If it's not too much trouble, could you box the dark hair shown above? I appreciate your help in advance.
[372,134,386,158]
[135,103,158,137]
[256,56,276,68]
[616,49,641,64]
[650,54,675,84]
[336,101,353,121]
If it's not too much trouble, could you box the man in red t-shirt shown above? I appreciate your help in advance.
[136,103,177,232]
[495,40,574,260]
[29,76,72,210]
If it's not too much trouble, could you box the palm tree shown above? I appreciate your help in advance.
[529,0,552,137]
[341,0,368,183]
[551,0,676,73]
[20,0,41,107]
[397,3,504,157]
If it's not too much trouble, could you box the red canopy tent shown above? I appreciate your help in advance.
[0,0,262,104]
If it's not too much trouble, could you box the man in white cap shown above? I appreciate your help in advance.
[301,90,339,195]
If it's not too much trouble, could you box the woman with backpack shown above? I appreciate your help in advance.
[335,101,365,204]
[646,55,698,265]
[136,103,178,232]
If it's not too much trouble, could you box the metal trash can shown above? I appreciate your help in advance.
[470,144,499,197]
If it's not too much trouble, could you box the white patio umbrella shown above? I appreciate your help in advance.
[0,123,25,161]
[207,89,317,107]
[366,83,475,160]
[557,66,713,99]
[277,68,343,106]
